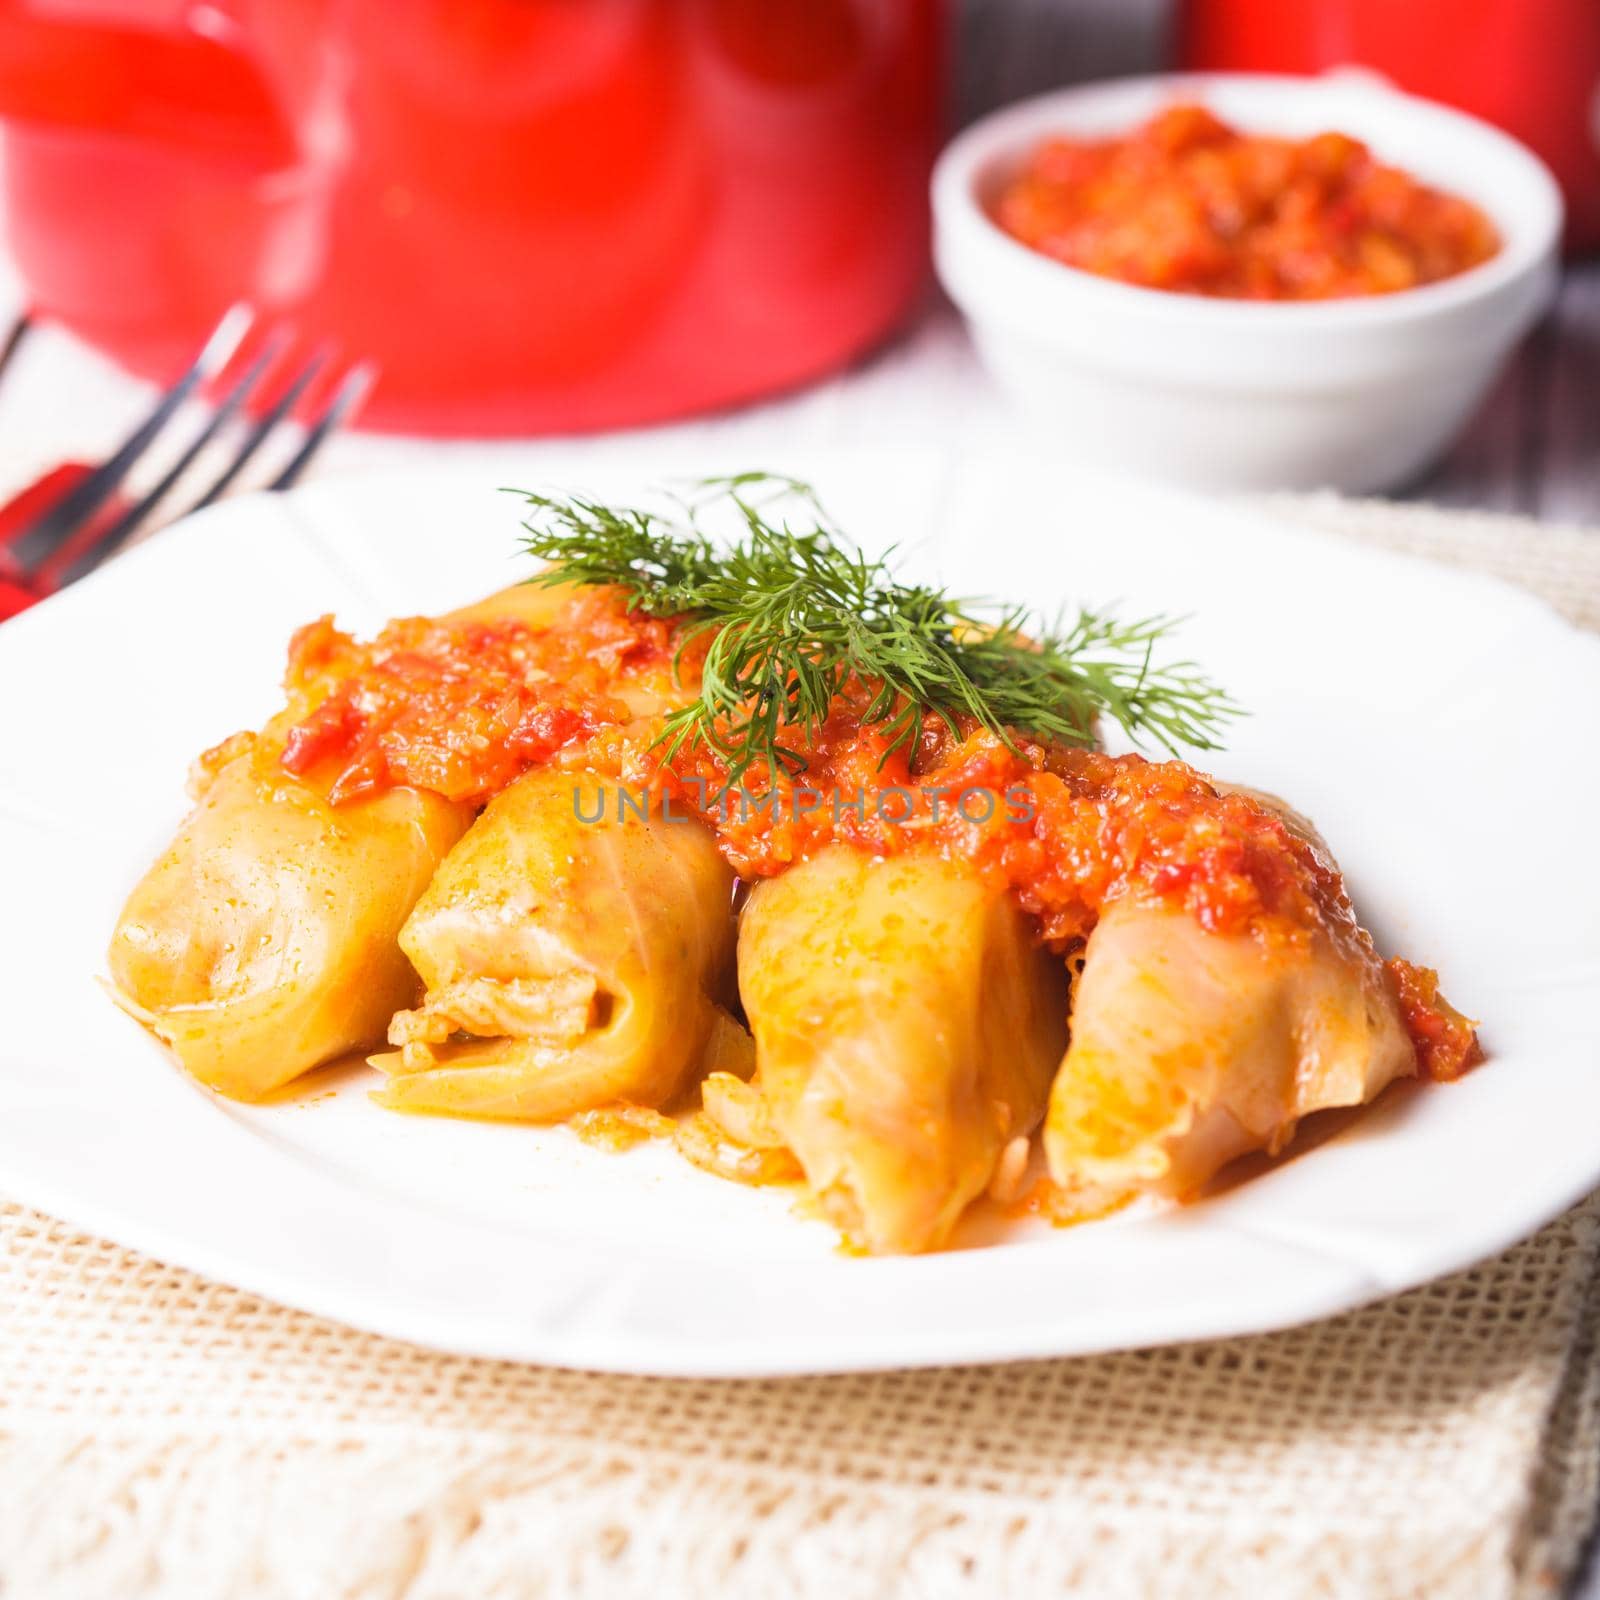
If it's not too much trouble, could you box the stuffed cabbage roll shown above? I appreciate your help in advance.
[108,726,470,1100]
[374,765,738,1121]
[106,580,583,1100]
[726,848,1070,1255]
[1044,794,1415,1208]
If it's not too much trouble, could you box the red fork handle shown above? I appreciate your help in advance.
[0,462,93,576]
[0,462,137,588]
[0,578,40,620]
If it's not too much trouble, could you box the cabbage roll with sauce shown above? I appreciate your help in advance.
[1044,792,1416,1209]
[373,765,738,1121]
[726,847,1070,1255]
[108,731,470,1100]
[106,581,582,1100]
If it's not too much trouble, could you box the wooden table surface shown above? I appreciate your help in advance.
[959,0,1600,526]
[1420,270,1600,522]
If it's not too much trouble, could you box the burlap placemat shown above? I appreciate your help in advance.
[3,495,1599,1600]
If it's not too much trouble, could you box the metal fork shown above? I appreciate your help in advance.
[0,306,375,618]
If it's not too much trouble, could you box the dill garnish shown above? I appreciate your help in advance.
[514,473,1236,787]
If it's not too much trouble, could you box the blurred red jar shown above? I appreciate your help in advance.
[0,0,945,433]
[1178,0,1600,253]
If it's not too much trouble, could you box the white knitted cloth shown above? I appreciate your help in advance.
[2,493,1599,1600]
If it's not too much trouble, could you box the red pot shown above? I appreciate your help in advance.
[1177,0,1600,253]
[0,0,945,434]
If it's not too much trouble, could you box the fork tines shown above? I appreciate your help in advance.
[14,306,375,591]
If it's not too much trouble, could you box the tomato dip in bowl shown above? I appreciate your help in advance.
[994,102,1500,301]
[933,75,1561,492]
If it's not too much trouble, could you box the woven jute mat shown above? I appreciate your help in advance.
[3,495,1599,1600]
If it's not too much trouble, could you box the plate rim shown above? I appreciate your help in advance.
[3,459,1599,1376]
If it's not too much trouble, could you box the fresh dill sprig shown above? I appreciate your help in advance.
[513,474,1238,787]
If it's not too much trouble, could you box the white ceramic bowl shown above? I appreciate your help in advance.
[933,73,1564,493]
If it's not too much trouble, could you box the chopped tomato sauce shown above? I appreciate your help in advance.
[271,587,1478,1074]
[995,103,1500,300]
[277,587,682,805]
[659,697,1356,953]
[1386,958,1483,1082]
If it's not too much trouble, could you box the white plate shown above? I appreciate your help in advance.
[2,448,1598,1376]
